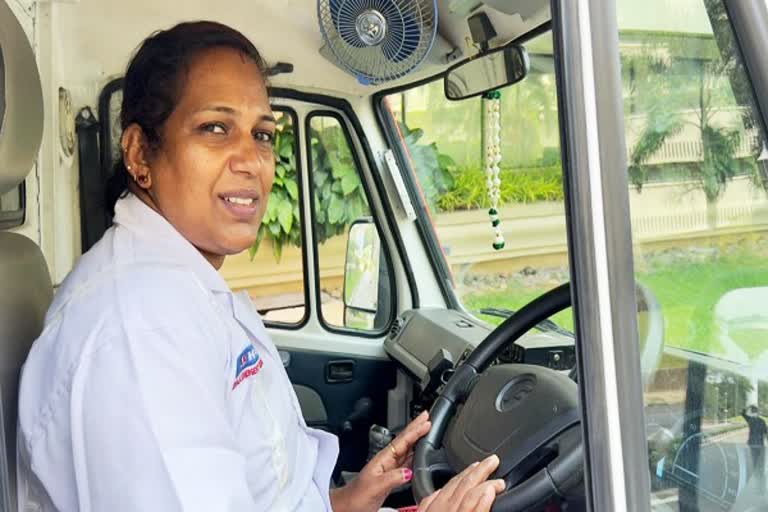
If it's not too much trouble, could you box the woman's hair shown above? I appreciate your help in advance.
[105,21,269,216]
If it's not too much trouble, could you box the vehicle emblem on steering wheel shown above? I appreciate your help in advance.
[496,374,537,412]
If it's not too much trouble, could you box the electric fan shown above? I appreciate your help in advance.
[318,0,438,85]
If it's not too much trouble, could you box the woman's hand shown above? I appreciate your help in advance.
[330,411,431,512]
[417,454,506,512]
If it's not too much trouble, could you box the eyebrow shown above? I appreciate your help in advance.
[197,106,277,124]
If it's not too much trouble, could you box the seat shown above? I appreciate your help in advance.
[0,233,52,511]
[0,0,48,509]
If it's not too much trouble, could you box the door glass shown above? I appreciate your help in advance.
[308,114,392,332]
[616,1,768,509]
[381,31,571,331]
[219,109,307,325]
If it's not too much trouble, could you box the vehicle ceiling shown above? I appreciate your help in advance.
[53,0,551,98]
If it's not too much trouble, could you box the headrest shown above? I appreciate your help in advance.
[0,0,43,196]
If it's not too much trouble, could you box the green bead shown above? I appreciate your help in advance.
[491,219,500,227]
[492,241,505,250]
[488,207,498,216]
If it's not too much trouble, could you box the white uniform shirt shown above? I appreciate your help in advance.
[17,193,339,511]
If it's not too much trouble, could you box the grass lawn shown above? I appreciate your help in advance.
[461,245,768,358]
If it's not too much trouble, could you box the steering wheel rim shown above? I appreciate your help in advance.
[412,283,584,510]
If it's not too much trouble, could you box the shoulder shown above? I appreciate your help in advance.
[19,262,227,450]
[52,259,219,332]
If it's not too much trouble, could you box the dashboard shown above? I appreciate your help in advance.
[383,308,576,391]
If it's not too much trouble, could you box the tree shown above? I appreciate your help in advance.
[625,30,758,226]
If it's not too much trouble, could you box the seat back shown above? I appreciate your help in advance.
[0,0,49,509]
[0,233,52,511]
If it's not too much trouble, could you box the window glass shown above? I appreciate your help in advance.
[309,114,392,332]
[220,110,307,325]
[382,31,571,331]
[616,1,768,508]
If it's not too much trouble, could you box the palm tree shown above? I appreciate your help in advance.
[625,37,751,227]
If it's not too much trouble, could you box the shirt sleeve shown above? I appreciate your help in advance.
[69,312,257,511]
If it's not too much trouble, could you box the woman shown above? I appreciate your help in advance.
[17,21,504,512]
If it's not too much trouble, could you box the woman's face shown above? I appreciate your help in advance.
[130,47,276,267]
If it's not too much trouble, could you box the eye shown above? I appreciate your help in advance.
[200,122,227,134]
[254,131,275,144]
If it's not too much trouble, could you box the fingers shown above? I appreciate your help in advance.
[389,467,414,489]
[373,411,431,471]
[392,410,431,456]
[418,456,505,512]
[443,454,500,503]
[457,480,505,512]
[418,490,440,511]
[366,465,415,501]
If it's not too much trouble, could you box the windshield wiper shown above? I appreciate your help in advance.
[478,307,574,338]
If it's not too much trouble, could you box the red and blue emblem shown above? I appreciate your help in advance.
[232,345,264,390]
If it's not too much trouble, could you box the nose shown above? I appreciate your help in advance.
[229,133,269,177]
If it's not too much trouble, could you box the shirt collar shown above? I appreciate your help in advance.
[113,192,231,294]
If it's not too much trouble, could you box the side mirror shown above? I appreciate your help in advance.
[343,219,381,329]
[444,45,530,101]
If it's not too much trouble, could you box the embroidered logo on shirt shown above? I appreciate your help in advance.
[232,345,264,390]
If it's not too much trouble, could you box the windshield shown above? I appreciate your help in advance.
[384,3,768,507]
[381,30,572,331]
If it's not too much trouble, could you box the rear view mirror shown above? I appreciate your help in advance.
[444,45,529,101]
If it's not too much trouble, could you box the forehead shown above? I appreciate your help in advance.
[177,47,268,109]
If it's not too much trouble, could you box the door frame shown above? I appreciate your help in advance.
[554,0,768,510]
[553,0,651,509]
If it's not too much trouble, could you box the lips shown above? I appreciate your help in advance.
[219,189,260,220]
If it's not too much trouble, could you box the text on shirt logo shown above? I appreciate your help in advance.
[232,345,264,390]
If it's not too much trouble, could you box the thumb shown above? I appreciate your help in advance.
[380,467,413,493]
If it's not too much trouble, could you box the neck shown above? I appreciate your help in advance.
[129,185,226,271]
[200,250,225,270]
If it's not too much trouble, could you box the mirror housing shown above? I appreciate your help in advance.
[444,45,530,101]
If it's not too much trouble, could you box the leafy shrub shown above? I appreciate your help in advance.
[399,122,456,211]
[539,147,562,167]
[310,122,369,243]
[251,116,368,261]
[251,116,301,261]
[437,165,564,212]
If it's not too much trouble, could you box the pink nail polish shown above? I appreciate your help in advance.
[403,468,413,482]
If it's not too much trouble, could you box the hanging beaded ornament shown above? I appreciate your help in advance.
[484,90,504,250]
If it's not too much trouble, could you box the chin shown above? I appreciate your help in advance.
[220,232,260,255]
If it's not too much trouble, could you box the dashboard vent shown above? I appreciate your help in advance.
[497,344,525,364]
[389,316,406,340]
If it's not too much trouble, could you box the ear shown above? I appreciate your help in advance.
[121,123,153,190]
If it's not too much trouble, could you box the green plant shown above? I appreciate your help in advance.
[250,116,369,262]
[628,109,685,191]
[310,123,369,243]
[437,166,564,212]
[399,122,456,211]
[539,147,561,168]
[625,25,762,202]
[251,116,302,262]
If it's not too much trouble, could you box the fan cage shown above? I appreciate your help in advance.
[318,0,438,85]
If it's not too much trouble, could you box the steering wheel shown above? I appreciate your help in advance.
[412,283,584,510]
